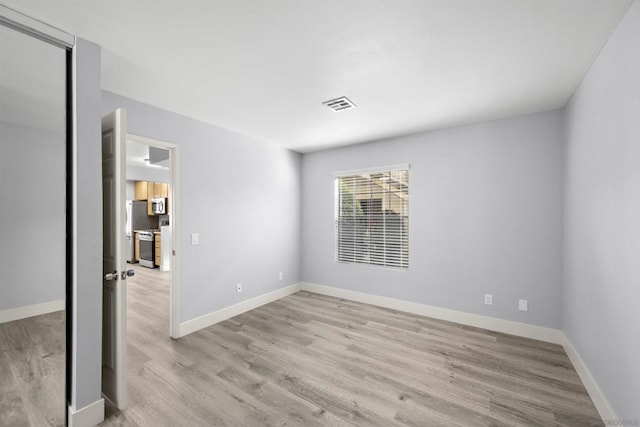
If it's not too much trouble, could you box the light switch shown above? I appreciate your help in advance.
[519,299,528,312]
[191,233,200,245]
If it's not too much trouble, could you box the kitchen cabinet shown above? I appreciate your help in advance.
[147,192,153,215]
[140,181,169,216]
[134,181,148,201]
[134,232,140,262]
[154,182,168,198]
[159,226,171,272]
[154,231,161,267]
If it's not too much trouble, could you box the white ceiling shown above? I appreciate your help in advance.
[2,1,632,152]
[126,140,151,168]
[126,140,168,169]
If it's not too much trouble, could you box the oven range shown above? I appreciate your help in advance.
[138,230,156,268]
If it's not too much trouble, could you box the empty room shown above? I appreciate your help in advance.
[0,1,639,426]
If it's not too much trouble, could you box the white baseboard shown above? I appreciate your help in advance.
[68,398,104,427]
[299,282,564,344]
[177,281,613,422]
[177,283,302,337]
[300,284,617,419]
[561,335,617,422]
[0,299,65,324]
[176,281,561,343]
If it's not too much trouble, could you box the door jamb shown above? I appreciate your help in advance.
[126,133,181,339]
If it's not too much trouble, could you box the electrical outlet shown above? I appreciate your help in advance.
[279,271,283,281]
[236,283,242,294]
[519,299,528,312]
[484,294,493,305]
[191,233,200,245]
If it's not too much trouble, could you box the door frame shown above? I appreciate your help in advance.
[126,133,181,338]
[0,4,75,424]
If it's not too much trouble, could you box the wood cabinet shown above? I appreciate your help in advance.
[134,181,148,200]
[147,182,169,215]
[134,232,140,262]
[147,191,153,216]
[154,232,162,267]
[154,182,168,198]
[133,180,170,215]
[146,182,154,202]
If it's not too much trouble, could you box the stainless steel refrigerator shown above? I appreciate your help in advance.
[125,200,158,263]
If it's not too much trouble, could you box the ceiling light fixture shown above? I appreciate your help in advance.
[322,96,356,112]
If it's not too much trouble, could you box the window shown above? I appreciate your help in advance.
[335,165,409,269]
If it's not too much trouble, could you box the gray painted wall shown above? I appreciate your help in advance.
[302,110,564,329]
[72,38,104,411]
[563,0,640,419]
[102,91,302,322]
[0,121,65,311]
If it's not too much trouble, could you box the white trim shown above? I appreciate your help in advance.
[68,398,104,427]
[561,335,617,422]
[177,282,563,343]
[178,283,302,337]
[172,280,615,422]
[300,282,564,344]
[71,43,79,410]
[0,300,65,324]
[0,4,74,48]
[126,134,181,339]
[333,163,410,177]
[169,144,180,339]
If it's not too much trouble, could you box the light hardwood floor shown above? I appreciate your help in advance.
[102,266,603,426]
[0,310,65,427]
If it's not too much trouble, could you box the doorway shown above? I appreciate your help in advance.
[101,112,181,412]
[125,134,180,339]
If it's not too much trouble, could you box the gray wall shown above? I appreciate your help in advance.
[0,121,65,311]
[72,38,104,411]
[563,0,640,419]
[102,91,302,322]
[302,110,565,329]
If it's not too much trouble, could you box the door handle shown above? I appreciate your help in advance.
[104,271,118,281]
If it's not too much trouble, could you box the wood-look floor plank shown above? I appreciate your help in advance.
[0,386,31,427]
[100,266,604,426]
[0,311,65,426]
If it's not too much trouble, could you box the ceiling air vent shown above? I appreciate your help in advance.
[322,96,356,112]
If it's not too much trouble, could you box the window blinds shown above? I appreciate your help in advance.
[334,165,409,269]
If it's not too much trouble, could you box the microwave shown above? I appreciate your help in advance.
[151,197,167,215]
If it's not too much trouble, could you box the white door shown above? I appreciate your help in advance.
[102,108,129,409]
